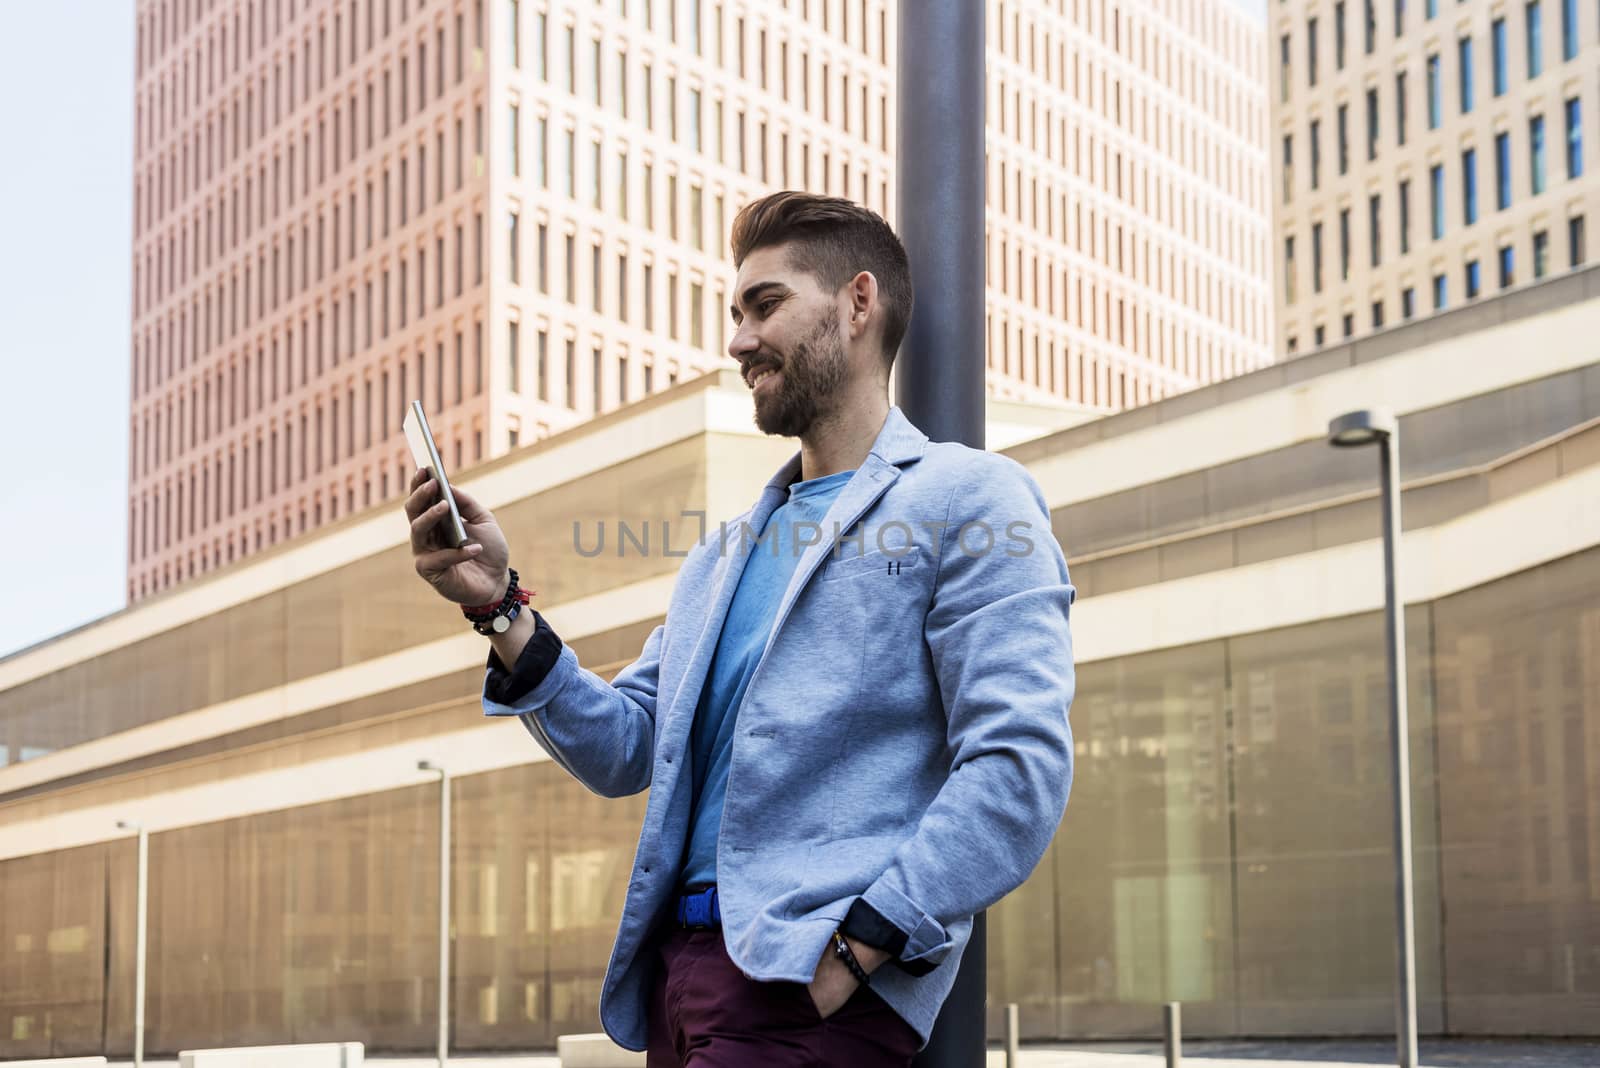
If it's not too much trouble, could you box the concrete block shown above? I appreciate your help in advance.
[177,1042,362,1068]
[557,1032,646,1067]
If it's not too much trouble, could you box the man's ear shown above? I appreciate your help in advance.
[846,271,878,340]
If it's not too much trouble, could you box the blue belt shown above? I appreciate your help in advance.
[675,885,721,929]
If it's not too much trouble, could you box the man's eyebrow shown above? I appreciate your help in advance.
[731,281,788,320]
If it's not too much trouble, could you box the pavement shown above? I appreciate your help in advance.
[91,1037,1600,1068]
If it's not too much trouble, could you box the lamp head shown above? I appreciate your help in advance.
[1328,408,1398,447]
[116,820,140,832]
[417,760,440,773]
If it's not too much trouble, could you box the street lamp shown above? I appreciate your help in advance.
[418,760,451,1067]
[1327,408,1419,1068]
[116,820,149,1068]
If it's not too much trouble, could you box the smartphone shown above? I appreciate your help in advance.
[403,400,471,549]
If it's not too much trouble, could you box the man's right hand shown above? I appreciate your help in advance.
[404,467,513,606]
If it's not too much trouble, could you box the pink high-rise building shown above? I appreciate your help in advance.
[128,0,1271,602]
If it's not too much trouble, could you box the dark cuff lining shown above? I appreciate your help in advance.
[484,611,564,705]
[842,897,937,977]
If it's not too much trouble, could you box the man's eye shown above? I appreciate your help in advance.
[760,300,778,315]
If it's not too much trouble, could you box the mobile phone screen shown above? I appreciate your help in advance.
[403,400,471,549]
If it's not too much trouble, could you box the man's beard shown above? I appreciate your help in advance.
[752,315,849,438]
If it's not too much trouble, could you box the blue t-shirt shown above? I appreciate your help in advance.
[677,468,856,889]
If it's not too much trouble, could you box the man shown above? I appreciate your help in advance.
[405,191,1075,1066]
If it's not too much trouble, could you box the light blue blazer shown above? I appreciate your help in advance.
[483,405,1076,1049]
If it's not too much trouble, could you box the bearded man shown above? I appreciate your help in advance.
[404,191,1077,1067]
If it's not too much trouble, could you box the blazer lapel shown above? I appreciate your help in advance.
[755,406,928,662]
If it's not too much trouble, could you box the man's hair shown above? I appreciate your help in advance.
[730,191,913,370]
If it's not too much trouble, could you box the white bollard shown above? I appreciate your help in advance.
[178,1042,362,1068]
[1163,1002,1182,1068]
[1004,1002,1020,1067]
[556,1033,647,1068]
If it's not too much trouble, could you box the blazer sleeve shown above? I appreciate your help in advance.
[856,453,1076,970]
[482,611,665,800]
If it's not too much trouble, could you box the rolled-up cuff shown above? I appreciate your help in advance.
[859,880,954,969]
[842,897,938,978]
[483,611,564,706]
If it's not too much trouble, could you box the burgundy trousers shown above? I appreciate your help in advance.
[644,925,921,1068]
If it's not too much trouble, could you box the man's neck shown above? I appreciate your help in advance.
[796,390,891,482]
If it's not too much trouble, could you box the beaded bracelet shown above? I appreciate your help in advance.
[462,568,535,634]
[831,929,872,987]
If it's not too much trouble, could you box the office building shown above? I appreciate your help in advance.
[1273,0,1600,350]
[128,0,1272,602]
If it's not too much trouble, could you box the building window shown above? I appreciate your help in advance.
[1366,88,1379,161]
[1308,17,1319,87]
[1338,103,1349,174]
[1526,1,1543,78]
[1491,18,1508,95]
[1396,70,1408,145]
[1566,97,1582,178]
[1426,53,1442,129]
[1496,131,1512,209]
[1402,286,1416,318]
[1426,0,1437,17]
[1465,258,1482,298]
[1339,207,1352,280]
[1283,134,1294,202]
[1432,272,1448,308]
[509,103,520,176]
[1365,0,1376,53]
[1314,324,1327,347]
[1398,178,1411,253]
[1531,114,1548,193]
[1371,300,1385,328]
[1279,33,1291,102]
[508,319,520,393]
[1310,120,1321,189]
[1458,36,1474,114]
[1335,1,1347,68]
[1430,163,1445,239]
[1342,312,1355,337]
[507,210,520,283]
[1369,194,1382,267]
[1561,0,1577,61]
[1533,228,1550,276]
[1569,214,1586,266]
[1462,147,1478,224]
[1312,222,1325,292]
[1498,245,1515,288]
[1285,236,1297,303]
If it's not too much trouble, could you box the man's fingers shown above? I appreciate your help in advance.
[409,498,451,550]
[403,470,437,521]
[414,545,481,577]
[450,484,490,523]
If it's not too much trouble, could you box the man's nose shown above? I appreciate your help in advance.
[728,322,760,361]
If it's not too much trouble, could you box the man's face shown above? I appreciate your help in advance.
[728,244,851,438]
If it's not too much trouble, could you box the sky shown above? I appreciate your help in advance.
[0,1,134,658]
[0,0,1266,661]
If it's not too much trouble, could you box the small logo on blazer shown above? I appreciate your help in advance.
[886,559,905,576]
